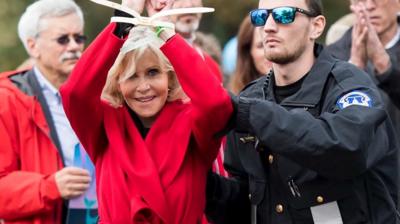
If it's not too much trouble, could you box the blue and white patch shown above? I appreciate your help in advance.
[337,91,372,109]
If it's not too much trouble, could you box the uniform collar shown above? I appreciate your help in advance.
[267,43,336,107]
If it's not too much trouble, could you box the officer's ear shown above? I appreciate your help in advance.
[309,15,326,41]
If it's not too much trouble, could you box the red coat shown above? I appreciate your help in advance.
[60,24,233,224]
[0,70,63,224]
[201,51,223,83]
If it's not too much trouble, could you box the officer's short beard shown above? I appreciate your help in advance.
[265,42,307,65]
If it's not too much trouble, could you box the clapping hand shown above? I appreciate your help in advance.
[349,2,368,69]
[350,1,391,74]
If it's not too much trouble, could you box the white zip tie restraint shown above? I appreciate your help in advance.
[90,0,215,29]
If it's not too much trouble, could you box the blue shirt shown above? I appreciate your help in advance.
[33,67,79,167]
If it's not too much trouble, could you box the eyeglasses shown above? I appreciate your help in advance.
[54,34,87,46]
[250,7,318,26]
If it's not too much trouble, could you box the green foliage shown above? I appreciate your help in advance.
[0,0,349,71]
[0,0,31,71]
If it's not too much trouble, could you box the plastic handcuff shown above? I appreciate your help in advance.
[90,0,215,29]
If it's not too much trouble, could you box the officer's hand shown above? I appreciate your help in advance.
[349,2,368,69]
[234,96,261,133]
[55,167,91,200]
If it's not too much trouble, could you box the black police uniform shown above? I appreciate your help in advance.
[206,44,400,224]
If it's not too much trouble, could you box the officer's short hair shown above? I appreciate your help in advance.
[18,0,84,52]
[305,0,323,16]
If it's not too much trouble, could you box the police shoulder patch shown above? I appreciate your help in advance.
[337,91,372,109]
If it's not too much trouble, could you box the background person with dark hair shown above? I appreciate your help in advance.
[229,16,272,95]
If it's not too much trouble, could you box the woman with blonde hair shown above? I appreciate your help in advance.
[60,0,233,223]
[229,16,272,95]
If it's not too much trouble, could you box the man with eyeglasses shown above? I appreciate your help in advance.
[328,0,400,124]
[0,0,97,224]
[206,0,399,223]
[328,0,400,192]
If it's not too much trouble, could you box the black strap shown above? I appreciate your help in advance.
[26,70,66,166]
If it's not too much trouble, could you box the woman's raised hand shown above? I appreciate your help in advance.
[121,0,175,17]
[121,0,146,14]
[146,0,174,17]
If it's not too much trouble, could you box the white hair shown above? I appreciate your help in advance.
[17,0,84,51]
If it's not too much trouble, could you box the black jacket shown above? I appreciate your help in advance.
[327,25,400,137]
[206,45,400,224]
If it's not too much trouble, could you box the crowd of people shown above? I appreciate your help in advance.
[0,0,400,223]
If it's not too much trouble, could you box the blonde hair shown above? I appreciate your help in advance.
[101,26,185,108]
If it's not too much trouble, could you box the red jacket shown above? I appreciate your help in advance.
[201,50,223,83]
[0,70,63,224]
[60,24,232,224]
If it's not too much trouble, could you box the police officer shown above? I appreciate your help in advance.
[205,0,400,223]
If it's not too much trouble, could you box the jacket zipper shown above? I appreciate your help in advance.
[280,102,316,108]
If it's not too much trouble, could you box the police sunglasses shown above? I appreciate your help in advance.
[54,34,87,45]
[249,6,318,26]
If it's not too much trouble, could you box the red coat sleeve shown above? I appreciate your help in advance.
[203,52,223,83]
[160,35,233,163]
[60,24,124,162]
[0,92,60,219]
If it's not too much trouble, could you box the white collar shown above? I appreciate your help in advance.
[33,66,59,96]
[385,25,400,49]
